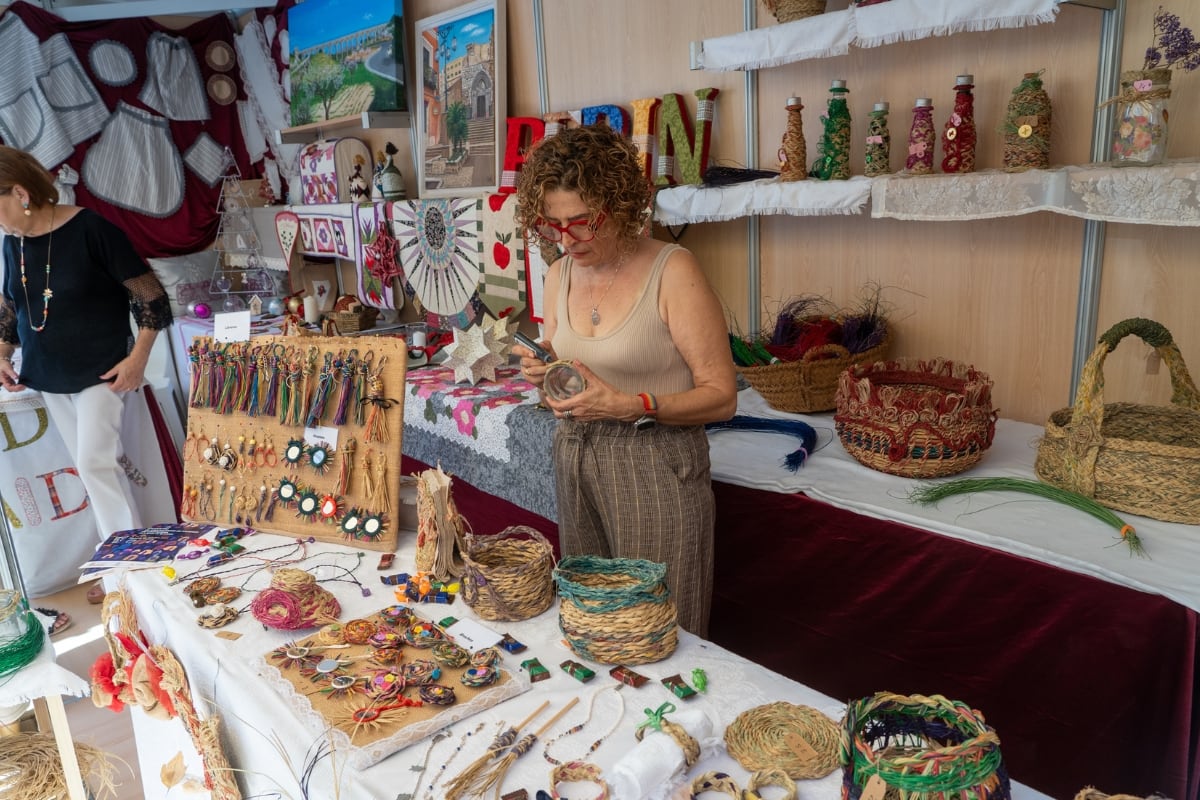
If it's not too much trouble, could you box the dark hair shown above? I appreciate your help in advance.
[0,146,59,208]
[514,124,652,246]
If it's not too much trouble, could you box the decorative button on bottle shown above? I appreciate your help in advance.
[941,74,977,174]
[864,101,891,177]
[905,97,935,175]
[779,96,807,182]
[810,79,851,181]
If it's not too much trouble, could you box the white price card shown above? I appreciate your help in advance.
[213,310,252,343]
[445,618,503,652]
[303,426,339,451]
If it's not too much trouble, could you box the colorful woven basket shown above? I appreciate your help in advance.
[460,526,555,622]
[835,357,997,478]
[1035,318,1200,524]
[764,0,826,23]
[740,324,891,414]
[840,692,1011,800]
[553,556,678,666]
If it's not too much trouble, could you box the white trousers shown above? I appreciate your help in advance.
[41,384,142,542]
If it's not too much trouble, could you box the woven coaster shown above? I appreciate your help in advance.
[724,701,839,779]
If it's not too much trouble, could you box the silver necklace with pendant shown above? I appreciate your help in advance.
[588,256,626,326]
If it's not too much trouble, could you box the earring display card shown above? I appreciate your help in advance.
[181,333,406,551]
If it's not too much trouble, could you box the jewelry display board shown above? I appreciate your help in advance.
[255,606,529,769]
[182,334,406,551]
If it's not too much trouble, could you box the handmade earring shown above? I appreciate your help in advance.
[283,438,306,465]
[308,442,334,474]
[22,201,30,216]
[296,489,321,521]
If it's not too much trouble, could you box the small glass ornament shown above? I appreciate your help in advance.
[941,74,977,174]
[1110,68,1171,166]
[906,98,936,175]
[863,101,891,178]
[810,79,851,180]
[778,95,807,182]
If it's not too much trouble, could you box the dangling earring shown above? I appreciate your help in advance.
[22,201,30,217]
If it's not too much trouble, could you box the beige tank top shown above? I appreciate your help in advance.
[551,243,694,396]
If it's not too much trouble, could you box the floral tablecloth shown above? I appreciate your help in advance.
[402,365,558,520]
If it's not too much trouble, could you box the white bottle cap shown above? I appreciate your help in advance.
[873,101,889,112]
[830,79,847,90]
[914,97,933,107]
[786,96,803,107]
[956,74,975,85]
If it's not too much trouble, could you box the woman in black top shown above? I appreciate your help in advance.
[0,145,173,631]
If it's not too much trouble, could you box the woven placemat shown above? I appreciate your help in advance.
[724,701,840,780]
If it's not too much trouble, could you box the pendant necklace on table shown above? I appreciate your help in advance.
[587,254,626,326]
[19,205,55,333]
[543,683,625,765]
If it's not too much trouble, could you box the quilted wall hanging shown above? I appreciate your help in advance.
[355,201,404,311]
[394,198,484,327]
[478,193,527,319]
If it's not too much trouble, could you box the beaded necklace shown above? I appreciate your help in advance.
[543,683,625,765]
[425,721,489,800]
[18,205,55,333]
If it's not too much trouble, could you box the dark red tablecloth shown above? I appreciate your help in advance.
[709,481,1199,800]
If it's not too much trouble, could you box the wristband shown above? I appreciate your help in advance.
[637,392,658,415]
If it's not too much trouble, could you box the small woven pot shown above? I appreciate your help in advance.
[461,526,555,621]
[764,0,825,23]
[1034,317,1200,524]
[553,556,678,665]
[740,323,890,414]
[249,568,341,630]
[840,692,1011,800]
[835,357,997,478]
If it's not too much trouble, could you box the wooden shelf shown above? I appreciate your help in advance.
[273,110,411,145]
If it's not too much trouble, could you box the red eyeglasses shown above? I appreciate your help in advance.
[534,212,606,242]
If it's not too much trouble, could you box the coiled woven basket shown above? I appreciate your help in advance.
[740,324,891,413]
[835,357,997,478]
[553,556,678,665]
[460,526,555,621]
[1034,317,1200,524]
[840,692,1011,800]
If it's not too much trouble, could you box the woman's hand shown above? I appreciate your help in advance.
[0,360,24,392]
[514,340,556,389]
[543,361,633,422]
[100,354,147,393]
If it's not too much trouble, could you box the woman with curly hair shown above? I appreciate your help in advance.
[513,124,736,635]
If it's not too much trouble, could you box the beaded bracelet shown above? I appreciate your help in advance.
[744,768,798,800]
[689,770,740,798]
[550,760,608,800]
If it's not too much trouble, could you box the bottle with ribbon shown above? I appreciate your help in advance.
[863,101,891,177]
[810,79,851,180]
[941,74,977,173]
[905,97,935,175]
[779,95,808,182]
[1108,69,1171,166]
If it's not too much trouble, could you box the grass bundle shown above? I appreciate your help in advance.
[706,416,818,471]
[444,700,549,800]
[0,732,120,800]
[908,477,1146,557]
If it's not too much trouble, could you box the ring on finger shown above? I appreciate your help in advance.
[564,410,573,419]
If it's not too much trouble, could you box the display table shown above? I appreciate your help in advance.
[119,530,1050,800]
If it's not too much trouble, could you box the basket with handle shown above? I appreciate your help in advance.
[460,525,555,622]
[1034,317,1200,524]
[739,324,891,413]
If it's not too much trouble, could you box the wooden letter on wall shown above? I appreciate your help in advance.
[581,104,630,135]
[630,97,662,182]
[655,88,719,186]
[499,117,546,194]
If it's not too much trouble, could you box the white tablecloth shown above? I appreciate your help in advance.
[119,531,1050,800]
[709,387,1200,613]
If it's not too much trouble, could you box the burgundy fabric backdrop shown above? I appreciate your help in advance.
[8,1,255,258]
[709,481,1199,800]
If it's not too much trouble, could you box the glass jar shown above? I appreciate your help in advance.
[1111,69,1171,167]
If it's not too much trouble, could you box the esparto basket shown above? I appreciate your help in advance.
[840,692,1011,800]
[764,0,826,23]
[553,556,678,666]
[1034,317,1200,524]
[834,357,997,478]
[740,324,891,413]
[331,306,379,333]
[460,526,555,622]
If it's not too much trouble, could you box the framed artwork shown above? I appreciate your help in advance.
[413,0,506,198]
[288,0,409,126]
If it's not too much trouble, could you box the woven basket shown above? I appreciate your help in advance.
[331,307,379,333]
[725,702,841,780]
[1034,318,1200,524]
[460,526,555,621]
[841,692,1011,800]
[553,556,678,666]
[764,0,826,23]
[834,357,997,478]
[740,324,891,413]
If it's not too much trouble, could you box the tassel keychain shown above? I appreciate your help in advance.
[905,97,936,174]
[336,437,356,496]
[363,357,396,443]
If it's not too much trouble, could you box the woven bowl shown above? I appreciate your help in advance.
[553,556,678,666]
[461,526,555,621]
[725,702,841,780]
[835,357,997,478]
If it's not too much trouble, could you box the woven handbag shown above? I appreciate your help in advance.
[1034,318,1200,524]
[553,556,678,665]
[460,526,555,622]
[740,324,891,413]
[835,357,997,478]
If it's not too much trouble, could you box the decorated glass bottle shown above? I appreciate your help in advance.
[905,97,935,175]
[863,101,891,177]
[1001,71,1052,173]
[1110,68,1171,166]
[941,74,977,173]
[779,96,807,182]
[810,79,851,181]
